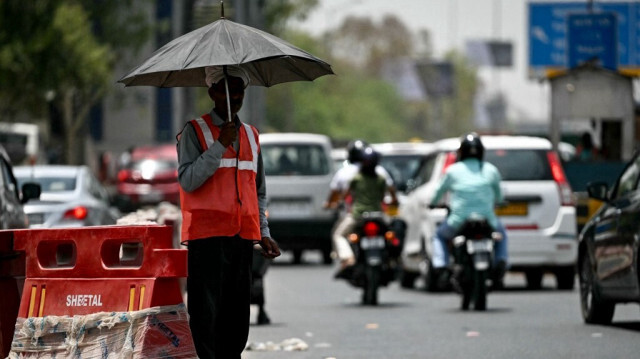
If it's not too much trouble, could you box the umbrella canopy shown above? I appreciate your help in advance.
[118,17,334,88]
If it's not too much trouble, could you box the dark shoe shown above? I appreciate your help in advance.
[450,265,463,293]
[432,267,451,291]
[491,260,507,290]
[257,309,271,325]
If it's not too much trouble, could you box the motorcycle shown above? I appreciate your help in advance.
[450,215,502,311]
[337,212,404,305]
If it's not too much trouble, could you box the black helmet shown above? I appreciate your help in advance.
[458,132,484,161]
[347,139,369,163]
[360,146,380,167]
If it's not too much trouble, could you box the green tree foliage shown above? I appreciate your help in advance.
[264,0,319,35]
[0,1,59,118]
[324,15,414,76]
[291,14,479,143]
[265,30,413,143]
[266,66,410,143]
[82,1,153,61]
[0,0,151,164]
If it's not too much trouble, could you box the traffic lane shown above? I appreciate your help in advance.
[244,257,640,359]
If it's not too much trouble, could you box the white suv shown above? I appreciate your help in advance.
[399,136,577,290]
[260,133,336,264]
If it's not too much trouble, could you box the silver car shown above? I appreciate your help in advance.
[14,165,119,228]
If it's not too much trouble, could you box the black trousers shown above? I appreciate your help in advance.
[187,236,254,359]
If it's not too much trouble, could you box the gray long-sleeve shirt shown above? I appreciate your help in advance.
[177,110,270,239]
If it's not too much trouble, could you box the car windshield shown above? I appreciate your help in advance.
[378,155,424,191]
[262,144,330,176]
[16,175,76,192]
[485,149,552,181]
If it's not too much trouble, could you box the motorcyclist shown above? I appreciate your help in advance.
[333,147,398,278]
[429,132,508,289]
[324,140,394,269]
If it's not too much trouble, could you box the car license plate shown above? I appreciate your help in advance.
[496,202,528,216]
[27,213,44,225]
[268,198,312,218]
[140,191,163,203]
[360,236,386,250]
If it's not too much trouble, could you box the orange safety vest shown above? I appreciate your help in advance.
[179,114,261,242]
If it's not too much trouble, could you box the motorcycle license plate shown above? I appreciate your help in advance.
[360,236,386,250]
[466,239,493,254]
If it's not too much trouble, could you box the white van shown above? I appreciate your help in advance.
[260,133,336,264]
[0,122,41,165]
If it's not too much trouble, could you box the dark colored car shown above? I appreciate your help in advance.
[0,144,40,229]
[115,144,179,211]
[578,149,640,324]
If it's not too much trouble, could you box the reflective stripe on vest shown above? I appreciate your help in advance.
[193,117,258,173]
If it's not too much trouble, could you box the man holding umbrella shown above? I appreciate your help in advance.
[118,5,333,356]
[177,65,280,358]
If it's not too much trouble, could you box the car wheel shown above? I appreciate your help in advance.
[525,269,543,290]
[423,258,439,292]
[400,271,418,289]
[579,253,615,324]
[322,248,333,265]
[554,266,576,290]
[292,249,303,264]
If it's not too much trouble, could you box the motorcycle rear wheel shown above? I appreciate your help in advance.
[363,266,381,305]
[460,274,472,310]
[473,270,488,311]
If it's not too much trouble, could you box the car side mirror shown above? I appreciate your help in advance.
[21,182,41,203]
[586,181,609,202]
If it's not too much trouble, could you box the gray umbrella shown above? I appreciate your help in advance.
[117,8,333,88]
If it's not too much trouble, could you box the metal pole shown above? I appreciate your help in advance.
[492,0,502,131]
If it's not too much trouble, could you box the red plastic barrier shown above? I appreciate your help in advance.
[0,231,25,358]
[6,225,195,358]
[11,225,187,317]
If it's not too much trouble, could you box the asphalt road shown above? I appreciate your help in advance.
[243,252,640,359]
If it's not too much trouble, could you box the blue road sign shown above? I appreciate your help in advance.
[567,12,617,70]
[528,1,639,78]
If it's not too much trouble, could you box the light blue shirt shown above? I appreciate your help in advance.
[430,158,503,229]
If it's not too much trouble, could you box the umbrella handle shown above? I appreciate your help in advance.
[224,65,232,122]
